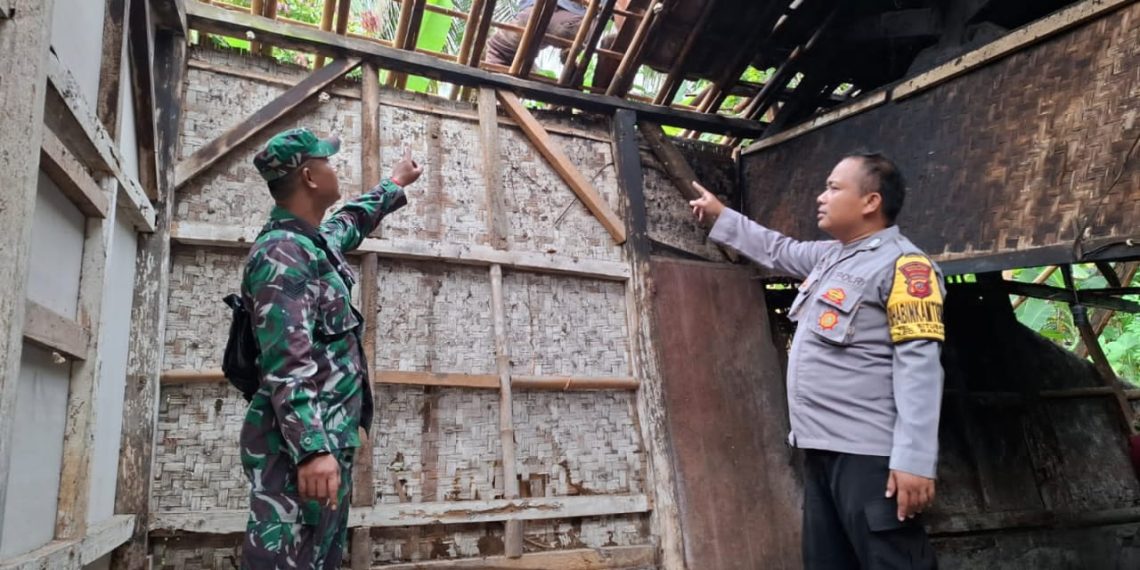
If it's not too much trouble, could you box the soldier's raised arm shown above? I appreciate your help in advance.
[321,147,424,252]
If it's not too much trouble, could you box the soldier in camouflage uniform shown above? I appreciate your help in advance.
[241,128,422,569]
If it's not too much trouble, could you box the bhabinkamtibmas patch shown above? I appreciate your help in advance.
[887,255,945,343]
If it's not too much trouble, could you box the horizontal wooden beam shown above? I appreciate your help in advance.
[174,57,362,189]
[22,300,89,361]
[0,514,134,569]
[184,57,617,143]
[185,1,767,137]
[497,91,627,244]
[39,128,109,218]
[44,50,156,231]
[151,494,651,534]
[379,545,656,570]
[161,369,639,391]
[1001,280,1140,313]
[171,221,631,281]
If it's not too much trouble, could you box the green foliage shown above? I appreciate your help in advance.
[1010,264,1139,385]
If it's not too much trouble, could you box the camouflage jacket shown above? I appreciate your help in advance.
[240,179,406,464]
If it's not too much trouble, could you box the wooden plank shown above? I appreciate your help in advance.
[110,30,187,569]
[590,0,650,91]
[22,300,90,361]
[261,0,279,56]
[96,0,129,132]
[894,0,1137,99]
[174,56,361,189]
[478,87,509,249]
[130,0,161,199]
[639,122,737,262]
[653,259,804,568]
[510,0,557,77]
[610,108,684,568]
[377,545,656,570]
[653,0,715,105]
[250,0,266,54]
[151,0,189,35]
[0,515,135,569]
[390,0,428,89]
[464,0,498,72]
[0,0,54,535]
[150,495,651,534]
[1076,263,1140,358]
[53,100,126,545]
[185,58,621,142]
[497,90,626,244]
[604,0,661,97]
[171,220,632,280]
[1001,280,1140,313]
[44,51,157,231]
[352,60,380,570]
[40,128,110,218]
[561,0,618,87]
[491,264,523,557]
[185,1,768,137]
[162,368,638,390]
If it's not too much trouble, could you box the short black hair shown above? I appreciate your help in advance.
[844,151,906,225]
[266,161,309,201]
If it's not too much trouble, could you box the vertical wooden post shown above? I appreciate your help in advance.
[53,0,137,538]
[0,0,56,536]
[111,29,187,569]
[490,264,523,558]
[478,87,509,250]
[350,61,381,570]
[611,109,686,568]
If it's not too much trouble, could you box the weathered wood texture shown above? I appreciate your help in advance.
[740,4,1140,266]
[611,108,685,569]
[0,0,55,535]
[651,259,802,569]
[112,31,188,569]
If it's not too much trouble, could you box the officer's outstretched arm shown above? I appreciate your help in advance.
[247,238,333,465]
[321,147,423,252]
[691,182,831,278]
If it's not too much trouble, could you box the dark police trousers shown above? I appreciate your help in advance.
[803,450,937,569]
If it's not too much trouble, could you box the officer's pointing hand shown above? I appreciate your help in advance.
[886,469,935,521]
[689,181,725,222]
[390,147,424,187]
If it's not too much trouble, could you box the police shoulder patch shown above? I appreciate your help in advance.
[887,254,945,343]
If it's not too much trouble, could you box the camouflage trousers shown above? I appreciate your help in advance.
[241,450,354,570]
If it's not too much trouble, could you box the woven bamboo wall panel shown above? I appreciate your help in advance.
[153,383,247,512]
[503,271,630,377]
[514,391,646,497]
[164,246,244,372]
[372,385,503,505]
[742,4,1140,261]
[372,259,496,375]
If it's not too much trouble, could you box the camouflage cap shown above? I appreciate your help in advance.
[253,128,341,182]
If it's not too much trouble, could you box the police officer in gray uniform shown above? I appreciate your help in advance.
[690,153,943,569]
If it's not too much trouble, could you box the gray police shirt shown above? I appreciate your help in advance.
[710,208,945,478]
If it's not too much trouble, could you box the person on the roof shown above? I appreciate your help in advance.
[485,0,589,67]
